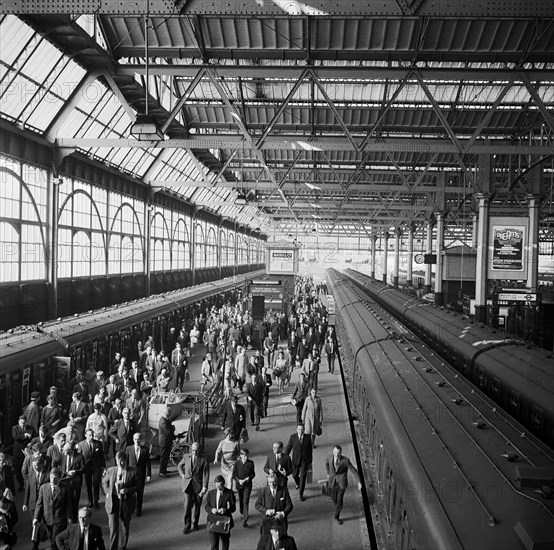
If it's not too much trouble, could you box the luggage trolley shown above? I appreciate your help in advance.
[146,391,207,466]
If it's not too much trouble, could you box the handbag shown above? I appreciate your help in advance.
[31,521,48,543]
[239,427,249,444]
[316,426,322,436]
[207,513,231,534]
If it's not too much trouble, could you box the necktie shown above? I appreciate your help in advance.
[52,485,58,500]
[66,455,70,472]
[334,458,339,469]
[136,446,140,459]
[216,491,221,509]
[82,527,88,550]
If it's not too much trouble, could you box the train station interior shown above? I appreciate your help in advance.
[0,2,554,550]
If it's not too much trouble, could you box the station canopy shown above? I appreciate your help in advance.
[1,1,553,240]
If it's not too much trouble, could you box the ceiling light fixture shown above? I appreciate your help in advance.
[130,16,164,141]
[304,182,321,190]
[234,193,248,206]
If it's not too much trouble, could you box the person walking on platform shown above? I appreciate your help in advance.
[157,407,175,478]
[263,442,293,490]
[102,451,136,550]
[178,441,209,534]
[302,387,323,449]
[325,445,362,525]
[221,394,246,442]
[260,366,272,418]
[284,424,312,501]
[200,353,214,394]
[125,433,151,517]
[255,474,293,536]
[256,519,298,550]
[232,447,255,528]
[214,429,240,490]
[324,336,337,374]
[291,373,310,425]
[246,374,265,431]
[205,474,236,550]
[60,442,85,523]
[33,467,70,550]
[78,429,106,509]
[56,505,106,550]
[109,407,137,457]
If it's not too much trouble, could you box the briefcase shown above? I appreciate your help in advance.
[207,513,231,534]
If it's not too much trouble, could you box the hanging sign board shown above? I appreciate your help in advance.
[488,217,528,280]
[266,245,299,275]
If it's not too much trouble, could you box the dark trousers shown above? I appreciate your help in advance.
[209,531,230,550]
[136,483,145,514]
[331,483,347,519]
[236,482,252,520]
[250,400,262,426]
[293,459,309,497]
[262,393,269,418]
[66,481,82,522]
[84,467,102,505]
[107,498,132,550]
[176,370,187,391]
[47,519,67,550]
[183,486,203,529]
[159,445,171,474]
[327,354,335,373]
[295,400,305,424]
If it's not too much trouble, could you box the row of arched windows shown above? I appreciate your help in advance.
[0,154,264,283]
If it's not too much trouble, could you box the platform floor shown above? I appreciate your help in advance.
[14,346,371,550]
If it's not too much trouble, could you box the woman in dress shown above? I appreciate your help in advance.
[302,387,323,448]
[273,350,289,395]
[214,427,240,489]
[39,395,62,437]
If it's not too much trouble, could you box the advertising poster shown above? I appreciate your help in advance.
[488,217,528,280]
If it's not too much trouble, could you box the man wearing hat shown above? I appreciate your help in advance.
[220,394,246,442]
[23,391,42,434]
[256,518,298,550]
[205,475,236,550]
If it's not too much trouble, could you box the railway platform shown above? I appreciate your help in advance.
[13,344,372,550]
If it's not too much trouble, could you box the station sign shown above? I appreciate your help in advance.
[498,292,536,302]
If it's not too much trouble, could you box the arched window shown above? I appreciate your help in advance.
[194,222,206,269]
[0,222,20,281]
[206,226,217,268]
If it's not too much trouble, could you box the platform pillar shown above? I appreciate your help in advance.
[475,193,490,323]
[48,176,61,319]
[406,227,414,286]
[526,195,540,292]
[382,232,389,284]
[424,221,433,294]
[471,212,478,249]
[393,229,400,288]
[434,212,445,306]
[370,235,377,279]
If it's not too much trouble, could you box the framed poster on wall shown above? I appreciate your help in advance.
[488,217,528,280]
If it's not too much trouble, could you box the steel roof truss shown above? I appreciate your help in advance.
[519,73,554,136]
[161,67,206,133]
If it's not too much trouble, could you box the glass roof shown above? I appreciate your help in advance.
[0,15,262,228]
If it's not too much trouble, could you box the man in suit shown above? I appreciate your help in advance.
[246,374,265,430]
[284,424,312,501]
[23,455,49,549]
[177,441,209,533]
[60,442,85,522]
[263,442,293,490]
[109,407,137,456]
[158,406,175,477]
[205,474,236,550]
[0,452,15,495]
[291,373,310,424]
[78,429,106,509]
[125,433,151,516]
[256,519,298,550]
[34,467,72,550]
[125,388,146,428]
[11,415,33,491]
[171,342,188,392]
[232,447,255,528]
[102,451,137,550]
[324,336,337,374]
[325,445,362,525]
[47,431,67,469]
[56,506,106,550]
[220,394,246,441]
[69,391,90,440]
[255,474,293,536]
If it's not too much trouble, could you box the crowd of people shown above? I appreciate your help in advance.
[0,275,362,550]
